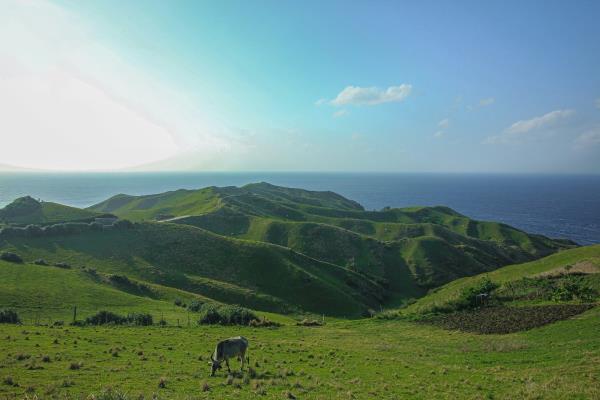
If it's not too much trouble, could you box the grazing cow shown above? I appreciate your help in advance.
[209,336,249,376]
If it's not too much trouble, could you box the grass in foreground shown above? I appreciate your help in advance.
[0,306,599,399]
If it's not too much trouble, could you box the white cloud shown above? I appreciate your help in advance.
[333,109,348,118]
[330,84,412,106]
[574,127,600,148]
[0,0,231,171]
[434,131,444,138]
[485,109,574,144]
[315,98,328,106]
[438,118,450,129]
[479,97,495,107]
[505,110,574,135]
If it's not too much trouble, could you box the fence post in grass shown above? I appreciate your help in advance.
[73,306,77,324]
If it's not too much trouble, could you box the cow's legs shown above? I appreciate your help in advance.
[240,350,246,371]
[225,358,231,373]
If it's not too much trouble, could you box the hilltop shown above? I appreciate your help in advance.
[0,196,100,225]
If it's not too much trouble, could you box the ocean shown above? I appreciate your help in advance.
[0,172,598,245]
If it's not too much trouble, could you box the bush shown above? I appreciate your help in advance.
[453,277,499,310]
[127,313,153,326]
[197,304,257,325]
[0,309,20,324]
[108,274,131,285]
[53,262,71,269]
[551,276,598,302]
[174,298,185,307]
[0,252,23,263]
[33,259,49,266]
[84,311,154,326]
[187,299,204,312]
[85,311,127,326]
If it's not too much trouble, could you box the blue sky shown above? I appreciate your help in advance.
[2,0,599,172]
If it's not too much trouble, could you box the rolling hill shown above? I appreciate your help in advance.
[0,183,576,316]
[89,182,575,289]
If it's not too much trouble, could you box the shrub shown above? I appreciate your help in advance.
[127,313,153,326]
[85,311,127,326]
[53,262,71,269]
[0,309,20,324]
[0,252,23,263]
[197,304,257,325]
[108,274,131,285]
[83,311,153,326]
[33,259,49,266]
[174,298,186,307]
[187,299,204,312]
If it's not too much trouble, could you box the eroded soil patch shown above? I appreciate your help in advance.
[422,304,595,334]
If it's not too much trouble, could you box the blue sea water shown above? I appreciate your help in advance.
[0,172,598,245]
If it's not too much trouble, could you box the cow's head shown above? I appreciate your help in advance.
[209,357,222,376]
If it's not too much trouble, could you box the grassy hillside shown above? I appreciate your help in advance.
[0,196,99,225]
[0,259,293,325]
[0,222,383,317]
[90,182,574,291]
[402,244,600,314]
[0,183,576,317]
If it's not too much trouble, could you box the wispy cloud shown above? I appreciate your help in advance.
[434,118,449,138]
[467,97,495,111]
[329,84,412,106]
[333,109,348,118]
[574,127,600,148]
[479,97,495,107]
[485,109,574,144]
[505,110,574,135]
[315,98,328,106]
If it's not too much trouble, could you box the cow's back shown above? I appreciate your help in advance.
[217,336,248,359]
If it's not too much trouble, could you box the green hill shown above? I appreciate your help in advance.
[89,182,574,291]
[402,244,600,314]
[0,222,382,317]
[0,183,577,316]
[0,196,100,225]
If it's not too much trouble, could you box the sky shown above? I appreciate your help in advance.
[1,0,600,173]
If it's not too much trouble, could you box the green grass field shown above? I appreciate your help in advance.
[0,308,598,399]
